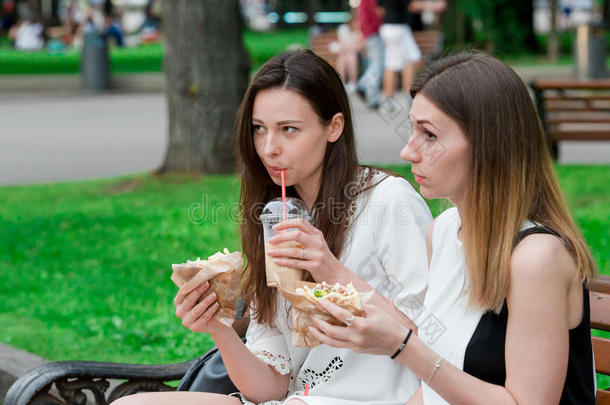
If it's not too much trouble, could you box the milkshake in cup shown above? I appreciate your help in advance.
[260,197,311,287]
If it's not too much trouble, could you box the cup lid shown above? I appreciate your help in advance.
[260,197,311,221]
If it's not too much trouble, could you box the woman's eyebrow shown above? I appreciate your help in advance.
[276,120,304,125]
[251,118,304,125]
[408,114,439,130]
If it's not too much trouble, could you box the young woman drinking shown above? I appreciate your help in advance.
[113,50,432,405]
[308,51,598,405]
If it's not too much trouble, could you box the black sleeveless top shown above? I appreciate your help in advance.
[462,227,595,404]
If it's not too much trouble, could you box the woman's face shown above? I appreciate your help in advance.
[252,88,343,200]
[400,94,471,206]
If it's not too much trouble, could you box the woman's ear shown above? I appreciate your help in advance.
[327,113,344,143]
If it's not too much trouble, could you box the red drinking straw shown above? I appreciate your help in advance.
[304,383,310,396]
[281,169,287,221]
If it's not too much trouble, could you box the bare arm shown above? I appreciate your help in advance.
[210,326,290,402]
[175,283,289,402]
[396,234,574,404]
[311,234,576,404]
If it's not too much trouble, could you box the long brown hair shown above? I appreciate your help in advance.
[410,51,597,312]
[235,50,360,326]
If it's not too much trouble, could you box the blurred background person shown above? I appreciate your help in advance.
[334,10,363,94]
[377,0,446,100]
[357,0,384,109]
[8,2,44,51]
[1,0,17,34]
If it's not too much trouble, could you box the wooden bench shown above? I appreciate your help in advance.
[309,28,444,69]
[5,276,610,404]
[530,79,610,159]
[591,275,610,405]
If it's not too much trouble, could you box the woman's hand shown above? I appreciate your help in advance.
[174,281,228,337]
[266,218,345,283]
[308,299,411,357]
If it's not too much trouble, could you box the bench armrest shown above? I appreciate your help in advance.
[4,359,193,405]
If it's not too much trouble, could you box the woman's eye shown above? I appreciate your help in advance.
[424,130,437,141]
[253,125,264,134]
[283,126,297,134]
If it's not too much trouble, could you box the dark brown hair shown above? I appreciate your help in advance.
[410,51,597,312]
[235,50,360,326]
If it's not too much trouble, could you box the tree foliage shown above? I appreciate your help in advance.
[443,0,539,56]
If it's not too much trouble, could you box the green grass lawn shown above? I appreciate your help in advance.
[0,29,309,75]
[0,165,608,388]
[3,28,610,76]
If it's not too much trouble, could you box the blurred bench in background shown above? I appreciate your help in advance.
[530,79,610,159]
[309,29,444,69]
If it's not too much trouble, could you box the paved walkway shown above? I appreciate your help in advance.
[0,86,608,186]
[0,91,167,185]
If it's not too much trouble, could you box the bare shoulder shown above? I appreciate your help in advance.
[510,233,577,287]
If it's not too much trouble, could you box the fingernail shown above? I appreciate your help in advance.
[211,292,217,299]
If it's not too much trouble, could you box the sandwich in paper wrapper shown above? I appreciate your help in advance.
[275,272,373,348]
[171,249,244,327]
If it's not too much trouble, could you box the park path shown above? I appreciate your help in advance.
[0,89,608,186]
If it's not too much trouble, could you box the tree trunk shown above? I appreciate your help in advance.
[548,0,559,62]
[160,0,250,174]
[307,0,319,26]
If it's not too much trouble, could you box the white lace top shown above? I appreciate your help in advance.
[242,171,433,405]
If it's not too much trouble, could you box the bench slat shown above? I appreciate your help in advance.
[548,117,610,124]
[593,336,610,376]
[548,131,610,141]
[598,389,610,405]
[591,291,610,331]
[533,80,610,90]
[310,29,443,68]
[545,95,610,102]
[591,276,610,295]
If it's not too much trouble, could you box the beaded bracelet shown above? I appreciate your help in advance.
[390,328,413,360]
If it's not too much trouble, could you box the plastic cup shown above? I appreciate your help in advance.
[260,197,311,287]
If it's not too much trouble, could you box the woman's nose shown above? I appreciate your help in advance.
[400,135,421,163]
[263,132,281,157]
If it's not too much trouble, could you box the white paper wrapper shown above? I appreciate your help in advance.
[171,249,244,327]
[275,273,373,347]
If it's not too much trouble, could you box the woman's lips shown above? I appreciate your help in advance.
[413,173,425,183]
[267,166,285,177]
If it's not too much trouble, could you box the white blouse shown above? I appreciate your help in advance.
[419,207,537,404]
[241,170,433,405]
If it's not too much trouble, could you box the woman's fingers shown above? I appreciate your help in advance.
[272,218,318,235]
[271,257,315,271]
[265,246,305,259]
[308,325,352,349]
[268,229,313,247]
[310,316,351,340]
[175,283,210,319]
[174,281,208,307]
[188,300,220,331]
[181,291,217,327]
[318,299,358,325]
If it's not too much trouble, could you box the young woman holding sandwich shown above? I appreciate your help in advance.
[114,50,431,405]
[308,51,598,405]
